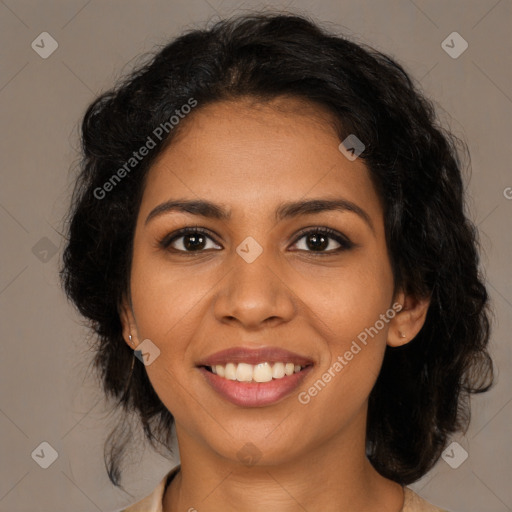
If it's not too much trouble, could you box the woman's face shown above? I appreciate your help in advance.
[122,96,405,466]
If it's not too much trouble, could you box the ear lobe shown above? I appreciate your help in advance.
[118,295,137,348]
[387,291,431,348]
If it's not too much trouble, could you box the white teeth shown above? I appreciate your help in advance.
[236,363,253,382]
[253,362,273,382]
[272,362,285,379]
[225,363,237,380]
[207,361,306,382]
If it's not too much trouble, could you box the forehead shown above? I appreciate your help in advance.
[140,97,382,224]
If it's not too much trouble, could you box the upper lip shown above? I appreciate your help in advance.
[197,346,314,367]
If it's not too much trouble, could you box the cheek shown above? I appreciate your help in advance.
[295,288,392,441]
[295,251,394,406]
[293,248,394,347]
[128,244,221,411]
[129,242,213,341]
[128,255,201,418]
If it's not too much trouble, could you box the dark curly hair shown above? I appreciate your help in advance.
[59,11,494,489]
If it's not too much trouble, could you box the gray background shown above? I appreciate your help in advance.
[0,1,511,511]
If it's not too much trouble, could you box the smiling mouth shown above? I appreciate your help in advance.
[201,362,312,383]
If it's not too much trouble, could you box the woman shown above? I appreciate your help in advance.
[60,12,494,512]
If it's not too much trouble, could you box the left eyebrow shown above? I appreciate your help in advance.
[145,197,375,234]
[275,198,374,233]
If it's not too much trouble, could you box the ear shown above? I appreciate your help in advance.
[387,290,431,347]
[118,293,139,349]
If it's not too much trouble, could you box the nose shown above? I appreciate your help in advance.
[213,246,296,330]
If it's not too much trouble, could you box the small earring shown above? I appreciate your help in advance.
[129,334,134,346]
[399,330,406,338]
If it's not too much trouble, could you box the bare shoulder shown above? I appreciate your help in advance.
[403,487,451,512]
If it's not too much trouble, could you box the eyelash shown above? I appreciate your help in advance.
[157,226,354,255]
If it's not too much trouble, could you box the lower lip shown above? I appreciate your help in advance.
[198,366,313,407]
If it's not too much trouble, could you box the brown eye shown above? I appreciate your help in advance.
[159,228,222,253]
[291,227,354,254]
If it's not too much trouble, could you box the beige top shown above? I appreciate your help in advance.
[121,465,450,512]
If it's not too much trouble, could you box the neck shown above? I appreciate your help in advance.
[163,414,404,512]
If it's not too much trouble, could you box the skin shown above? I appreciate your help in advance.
[120,96,430,512]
